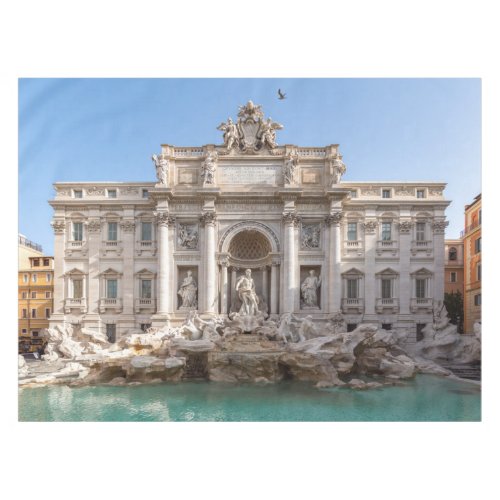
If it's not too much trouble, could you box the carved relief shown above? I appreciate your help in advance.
[398,220,414,233]
[51,220,66,234]
[429,188,444,196]
[177,223,199,250]
[87,219,102,232]
[362,220,378,233]
[301,223,321,249]
[360,186,379,196]
[121,186,139,195]
[120,220,136,232]
[395,187,413,196]
[86,187,105,196]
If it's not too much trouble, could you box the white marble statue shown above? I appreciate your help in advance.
[301,270,321,309]
[260,117,283,149]
[284,152,298,184]
[152,154,169,185]
[235,269,260,316]
[331,157,346,185]
[201,151,218,185]
[432,300,450,330]
[217,117,239,151]
[177,270,198,309]
[277,313,300,343]
[473,321,481,340]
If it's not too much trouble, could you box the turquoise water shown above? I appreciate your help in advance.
[18,375,481,422]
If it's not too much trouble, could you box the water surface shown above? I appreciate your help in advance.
[18,375,481,422]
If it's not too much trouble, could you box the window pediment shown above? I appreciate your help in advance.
[411,267,433,277]
[65,268,86,276]
[342,267,364,277]
[135,268,156,278]
[99,267,123,277]
[376,267,399,277]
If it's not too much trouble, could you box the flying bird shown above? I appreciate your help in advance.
[278,89,286,100]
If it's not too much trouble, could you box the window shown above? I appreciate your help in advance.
[381,279,392,299]
[43,258,50,266]
[347,222,358,241]
[32,274,37,283]
[142,189,149,198]
[45,291,51,298]
[141,222,152,241]
[33,259,40,267]
[107,189,117,198]
[73,222,83,241]
[415,279,426,298]
[107,222,118,241]
[140,323,152,332]
[32,331,39,337]
[106,324,116,343]
[381,222,392,241]
[31,309,36,318]
[450,272,457,283]
[448,247,457,261]
[23,274,28,283]
[47,273,52,282]
[474,294,481,306]
[416,324,425,341]
[73,279,83,299]
[350,190,357,198]
[382,324,392,331]
[31,291,36,299]
[416,189,425,198]
[22,309,27,318]
[382,189,391,198]
[106,279,118,299]
[21,329,27,334]
[141,279,152,299]
[416,222,426,241]
[477,264,481,281]
[474,237,481,254]
[347,279,358,299]
[21,291,27,299]
[73,190,83,198]
[45,308,51,318]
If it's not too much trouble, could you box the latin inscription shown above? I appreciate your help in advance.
[219,165,281,185]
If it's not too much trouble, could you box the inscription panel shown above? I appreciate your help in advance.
[219,165,282,185]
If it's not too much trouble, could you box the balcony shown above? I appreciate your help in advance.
[101,240,123,257]
[64,297,87,314]
[136,240,157,257]
[376,298,399,314]
[411,240,433,256]
[410,298,433,313]
[343,240,363,256]
[341,298,364,314]
[99,298,122,313]
[65,241,88,257]
[134,298,156,313]
[376,240,398,256]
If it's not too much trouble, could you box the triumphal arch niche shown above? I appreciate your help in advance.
[150,100,350,326]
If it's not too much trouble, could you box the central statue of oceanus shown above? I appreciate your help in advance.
[235,269,260,316]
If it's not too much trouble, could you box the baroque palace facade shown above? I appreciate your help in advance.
[49,102,449,342]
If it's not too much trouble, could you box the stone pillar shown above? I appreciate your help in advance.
[270,262,279,316]
[120,218,135,316]
[201,212,217,315]
[86,217,102,328]
[363,220,378,319]
[156,211,175,317]
[262,266,268,305]
[398,221,413,315]
[50,219,66,325]
[230,267,237,313]
[220,260,229,315]
[326,212,343,313]
[282,213,299,313]
[432,219,448,302]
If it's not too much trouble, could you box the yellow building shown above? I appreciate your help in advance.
[18,251,54,353]
[463,194,481,334]
[19,234,44,268]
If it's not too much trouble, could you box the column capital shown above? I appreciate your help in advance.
[51,219,66,234]
[325,212,343,226]
[200,211,217,226]
[432,220,449,234]
[154,211,175,227]
[282,212,301,226]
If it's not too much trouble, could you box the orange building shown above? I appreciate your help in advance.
[444,239,464,295]
[463,194,481,334]
[18,255,54,353]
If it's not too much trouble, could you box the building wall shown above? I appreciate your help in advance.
[18,234,44,269]
[444,239,464,295]
[18,256,54,351]
[463,195,481,334]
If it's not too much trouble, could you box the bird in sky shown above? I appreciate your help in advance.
[278,89,286,100]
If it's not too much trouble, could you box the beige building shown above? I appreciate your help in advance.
[19,234,43,269]
[444,239,464,295]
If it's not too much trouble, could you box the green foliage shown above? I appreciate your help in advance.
[444,291,464,333]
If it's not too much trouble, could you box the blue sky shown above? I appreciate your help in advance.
[18,78,481,254]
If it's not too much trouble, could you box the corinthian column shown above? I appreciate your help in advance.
[270,261,279,316]
[282,212,300,313]
[200,211,217,315]
[326,212,343,313]
[220,259,229,315]
[155,211,175,317]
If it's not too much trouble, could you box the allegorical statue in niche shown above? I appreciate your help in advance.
[301,270,321,309]
[217,117,239,151]
[235,269,260,316]
[201,151,218,185]
[178,270,198,309]
[331,157,346,185]
[178,224,198,249]
[260,117,283,149]
[284,152,298,184]
[152,154,169,185]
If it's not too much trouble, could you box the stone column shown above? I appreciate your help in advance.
[432,219,448,302]
[200,212,217,315]
[326,212,343,313]
[282,213,299,313]
[398,221,413,315]
[362,220,378,319]
[270,262,279,316]
[230,267,237,314]
[261,266,268,305]
[155,211,175,317]
[220,259,229,315]
[86,217,102,328]
[50,219,66,325]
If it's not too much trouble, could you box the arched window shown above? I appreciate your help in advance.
[448,247,457,261]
